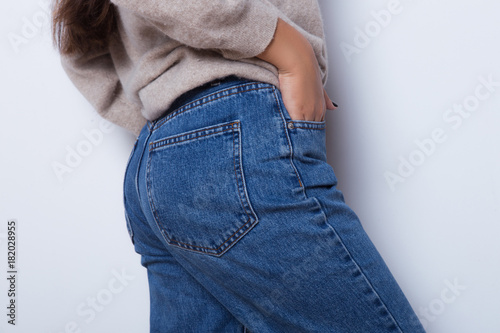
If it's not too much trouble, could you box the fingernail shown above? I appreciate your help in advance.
[331,99,339,108]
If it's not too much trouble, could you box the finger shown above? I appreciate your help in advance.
[323,89,337,110]
[320,109,325,122]
[317,98,327,122]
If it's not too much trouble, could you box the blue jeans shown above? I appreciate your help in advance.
[123,76,425,332]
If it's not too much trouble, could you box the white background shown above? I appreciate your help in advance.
[1,0,499,332]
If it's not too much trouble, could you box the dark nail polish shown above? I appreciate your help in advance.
[331,100,338,108]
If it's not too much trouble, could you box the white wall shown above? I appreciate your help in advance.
[320,1,500,332]
[0,0,498,332]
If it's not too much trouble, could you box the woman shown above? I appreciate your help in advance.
[52,0,425,331]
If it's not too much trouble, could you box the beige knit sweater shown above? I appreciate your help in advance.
[61,0,328,135]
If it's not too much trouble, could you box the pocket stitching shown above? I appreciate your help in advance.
[161,216,255,252]
[287,120,326,130]
[149,121,239,151]
[146,120,258,256]
[153,85,272,131]
[271,87,304,189]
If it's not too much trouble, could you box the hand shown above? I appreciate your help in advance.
[257,18,336,122]
[278,55,336,122]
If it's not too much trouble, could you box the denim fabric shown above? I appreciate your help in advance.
[123,76,426,332]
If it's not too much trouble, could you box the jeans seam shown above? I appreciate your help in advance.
[232,124,256,222]
[285,121,326,130]
[152,85,272,132]
[271,86,305,195]
[148,121,239,151]
[163,218,254,253]
[313,196,404,332]
[145,122,258,256]
[135,129,153,209]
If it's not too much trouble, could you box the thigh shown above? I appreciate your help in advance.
[277,89,427,331]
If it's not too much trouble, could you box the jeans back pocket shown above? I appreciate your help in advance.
[146,120,258,256]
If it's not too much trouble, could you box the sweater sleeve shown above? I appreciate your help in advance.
[60,48,147,136]
[110,0,279,60]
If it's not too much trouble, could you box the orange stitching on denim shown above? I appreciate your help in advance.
[232,125,251,221]
[146,152,169,251]
[149,121,239,151]
[292,126,325,130]
[147,121,256,255]
[165,216,254,253]
[153,85,271,131]
[271,88,303,188]
[287,121,326,130]
[157,123,255,253]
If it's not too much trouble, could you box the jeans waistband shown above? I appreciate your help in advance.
[148,75,256,129]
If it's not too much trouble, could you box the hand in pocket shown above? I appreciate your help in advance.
[257,18,337,122]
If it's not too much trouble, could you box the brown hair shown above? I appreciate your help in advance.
[52,0,116,55]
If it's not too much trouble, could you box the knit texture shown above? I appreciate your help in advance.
[61,0,327,135]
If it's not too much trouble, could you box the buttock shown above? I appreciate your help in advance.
[139,78,332,257]
[122,78,425,332]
